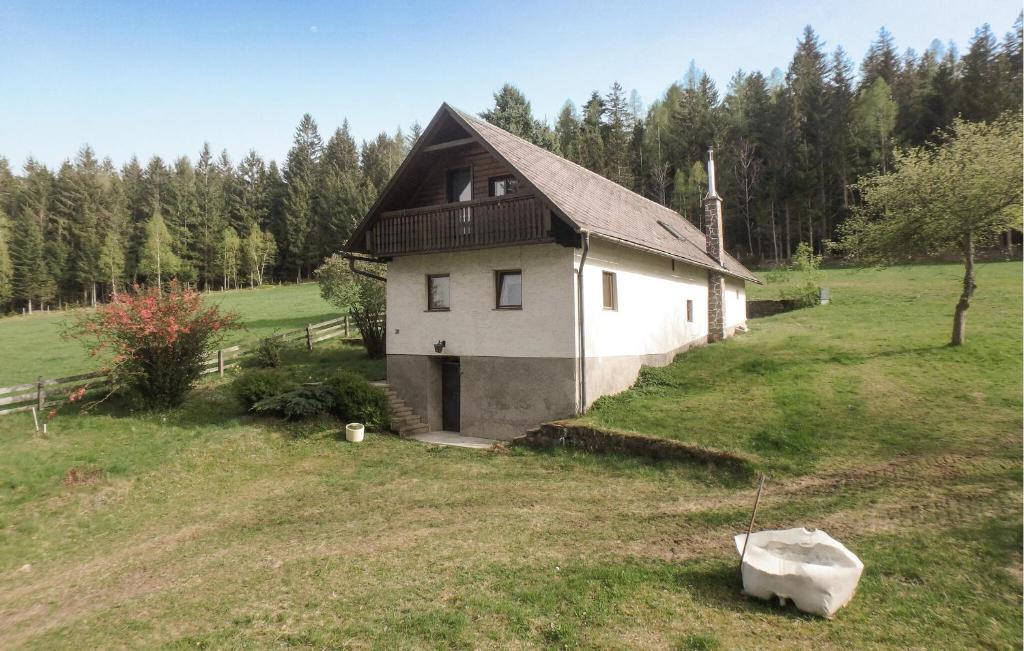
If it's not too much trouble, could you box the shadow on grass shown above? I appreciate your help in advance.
[676,558,819,621]
[238,313,340,333]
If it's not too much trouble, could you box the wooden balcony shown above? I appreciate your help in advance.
[367,194,553,256]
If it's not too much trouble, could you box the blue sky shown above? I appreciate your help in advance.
[1,0,1019,169]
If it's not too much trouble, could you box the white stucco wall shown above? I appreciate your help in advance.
[573,238,710,359]
[724,276,747,330]
[386,243,576,358]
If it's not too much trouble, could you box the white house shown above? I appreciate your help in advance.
[344,103,759,440]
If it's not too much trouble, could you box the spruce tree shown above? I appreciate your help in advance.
[786,26,829,248]
[579,92,606,174]
[480,84,557,150]
[17,159,60,303]
[603,82,634,187]
[195,144,226,288]
[283,114,322,279]
[998,13,1023,114]
[360,131,402,193]
[121,155,148,280]
[316,122,366,260]
[0,209,13,309]
[555,102,582,163]
[861,27,901,88]
[10,209,49,309]
[825,48,856,212]
[959,24,1001,122]
[168,157,200,285]
[65,145,106,304]
[233,150,267,232]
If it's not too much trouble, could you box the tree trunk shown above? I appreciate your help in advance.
[951,233,975,347]
[784,202,791,260]
[769,200,779,264]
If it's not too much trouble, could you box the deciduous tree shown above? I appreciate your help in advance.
[838,114,1022,345]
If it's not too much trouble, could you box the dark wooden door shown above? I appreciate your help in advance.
[441,358,460,432]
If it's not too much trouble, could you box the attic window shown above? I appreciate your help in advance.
[658,220,683,240]
[489,175,518,197]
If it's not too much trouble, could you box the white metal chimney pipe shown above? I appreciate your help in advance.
[707,146,720,199]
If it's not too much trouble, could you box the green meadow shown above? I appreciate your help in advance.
[0,263,1019,649]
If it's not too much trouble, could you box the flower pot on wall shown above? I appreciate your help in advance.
[345,423,365,442]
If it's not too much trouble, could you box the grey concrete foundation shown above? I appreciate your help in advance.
[387,354,577,440]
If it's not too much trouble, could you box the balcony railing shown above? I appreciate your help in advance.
[367,194,552,256]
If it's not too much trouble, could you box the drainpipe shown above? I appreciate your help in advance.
[343,252,387,283]
[576,231,590,413]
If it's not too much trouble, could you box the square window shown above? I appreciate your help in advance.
[427,274,450,311]
[602,271,617,310]
[489,175,518,197]
[496,270,522,309]
[686,299,694,322]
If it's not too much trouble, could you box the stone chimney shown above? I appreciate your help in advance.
[704,147,725,264]
[704,147,726,342]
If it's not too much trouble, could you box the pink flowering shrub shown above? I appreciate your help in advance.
[74,283,239,408]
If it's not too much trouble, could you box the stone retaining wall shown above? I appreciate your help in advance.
[517,421,756,474]
[747,299,807,319]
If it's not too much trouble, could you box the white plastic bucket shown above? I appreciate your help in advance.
[345,422,365,442]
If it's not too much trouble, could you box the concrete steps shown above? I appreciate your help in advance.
[373,382,430,437]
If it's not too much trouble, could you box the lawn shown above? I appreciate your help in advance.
[0,283,340,386]
[0,263,1020,649]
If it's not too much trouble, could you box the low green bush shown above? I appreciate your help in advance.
[253,337,285,368]
[252,384,336,421]
[232,369,298,409]
[324,371,389,430]
[234,369,388,429]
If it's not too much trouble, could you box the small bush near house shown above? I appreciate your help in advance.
[253,336,285,367]
[765,242,823,307]
[232,368,299,409]
[240,369,388,429]
[72,282,239,408]
[324,371,389,430]
[252,383,336,421]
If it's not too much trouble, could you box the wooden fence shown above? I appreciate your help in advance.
[0,315,366,417]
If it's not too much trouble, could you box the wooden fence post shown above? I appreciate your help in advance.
[36,376,45,411]
[217,349,225,377]
[306,324,314,351]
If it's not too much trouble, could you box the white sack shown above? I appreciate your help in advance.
[734,527,864,618]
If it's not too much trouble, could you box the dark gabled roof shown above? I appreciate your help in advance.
[345,103,759,284]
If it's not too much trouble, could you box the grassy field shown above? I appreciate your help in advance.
[0,283,340,386]
[0,263,1020,649]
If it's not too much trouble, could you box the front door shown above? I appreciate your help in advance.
[441,358,460,432]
